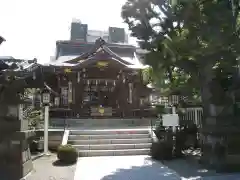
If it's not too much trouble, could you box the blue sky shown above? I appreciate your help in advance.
[0,0,135,63]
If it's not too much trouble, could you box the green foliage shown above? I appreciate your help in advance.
[57,144,78,164]
[141,67,153,84]
[27,110,42,129]
[122,0,240,107]
[151,141,173,160]
[155,104,166,114]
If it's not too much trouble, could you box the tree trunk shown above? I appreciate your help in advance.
[198,62,222,169]
[198,62,238,171]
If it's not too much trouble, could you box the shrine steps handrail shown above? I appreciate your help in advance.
[61,130,69,145]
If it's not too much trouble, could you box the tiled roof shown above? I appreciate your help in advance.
[0,58,40,72]
[0,56,15,59]
[59,38,145,69]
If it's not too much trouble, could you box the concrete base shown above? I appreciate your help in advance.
[200,125,240,172]
[2,137,33,180]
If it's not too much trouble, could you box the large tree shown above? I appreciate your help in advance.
[122,0,240,115]
[122,0,240,168]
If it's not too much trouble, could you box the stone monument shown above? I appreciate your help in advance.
[0,76,34,179]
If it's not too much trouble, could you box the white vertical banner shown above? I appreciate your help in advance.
[68,81,73,103]
[129,83,133,104]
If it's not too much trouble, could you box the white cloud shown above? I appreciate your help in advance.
[0,0,136,63]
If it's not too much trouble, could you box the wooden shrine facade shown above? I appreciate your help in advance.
[45,38,156,118]
[45,67,155,119]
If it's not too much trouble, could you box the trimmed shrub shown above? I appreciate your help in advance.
[151,141,173,160]
[57,144,78,164]
[29,140,39,153]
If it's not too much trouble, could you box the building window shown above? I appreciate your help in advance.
[61,87,68,105]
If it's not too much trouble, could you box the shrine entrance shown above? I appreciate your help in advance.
[82,79,117,106]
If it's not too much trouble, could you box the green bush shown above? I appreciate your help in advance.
[155,104,166,114]
[151,141,173,160]
[29,140,39,153]
[57,144,78,164]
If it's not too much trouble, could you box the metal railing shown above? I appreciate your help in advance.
[181,107,203,127]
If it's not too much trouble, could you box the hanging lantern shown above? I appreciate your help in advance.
[77,72,80,83]
[87,80,90,85]
[41,88,50,105]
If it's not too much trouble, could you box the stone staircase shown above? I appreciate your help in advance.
[50,118,154,128]
[67,129,152,157]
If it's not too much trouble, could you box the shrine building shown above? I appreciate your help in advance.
[43,38,156,121]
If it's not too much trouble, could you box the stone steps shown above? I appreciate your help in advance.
[68,128,152,157]
[70,128,150,135]
[68,134,150,140]
[68,138,152,145]
[78,148,150,157]
[74,143,151,150]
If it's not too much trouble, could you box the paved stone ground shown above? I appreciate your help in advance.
[24,154,76,180]
[23,154,240,180]
[74,155,240,180]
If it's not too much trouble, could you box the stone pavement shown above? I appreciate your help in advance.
[24,154,76,180]
[74,155,240,180]
[23,154,240,180]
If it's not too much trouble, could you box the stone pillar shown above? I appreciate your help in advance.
[0,100,34,179]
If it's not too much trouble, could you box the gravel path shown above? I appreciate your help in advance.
[24,154,76,180]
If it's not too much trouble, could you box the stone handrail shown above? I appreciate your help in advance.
[149,127,159,143]
[149,119,159,143]
[61,130,69,145]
